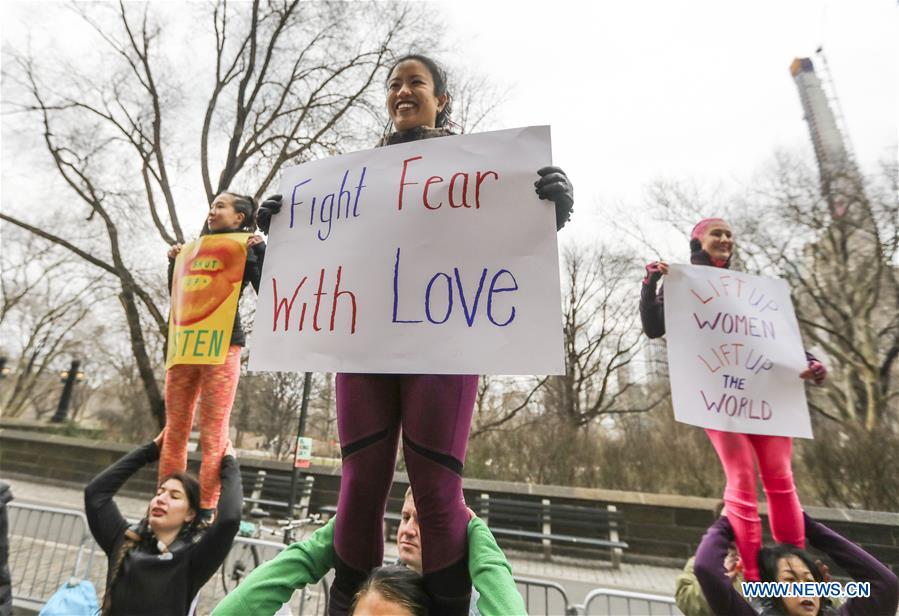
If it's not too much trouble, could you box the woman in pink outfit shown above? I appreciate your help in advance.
[639,218,827,581]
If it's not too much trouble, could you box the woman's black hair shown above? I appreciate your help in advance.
[349,565,431,616]
[157,471,202,533]
[385,54,453,129]
[200,192,258,235]
[758,544,828,614]
[100,471,201,615]
[689,237,703,252]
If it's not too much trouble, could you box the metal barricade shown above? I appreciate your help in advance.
[8,503,330,615]
[7,503,96,610]
[580,587,682,615]
[13,502,647,616]
[194,535,330,615]
[515,575,576,615]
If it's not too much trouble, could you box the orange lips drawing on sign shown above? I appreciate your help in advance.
[166,233,250,368]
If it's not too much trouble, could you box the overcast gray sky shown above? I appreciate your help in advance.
[2,0,896,258]
[441,0,897,251]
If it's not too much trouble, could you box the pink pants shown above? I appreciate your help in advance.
[159,345,241,509]
[705,429,804,581]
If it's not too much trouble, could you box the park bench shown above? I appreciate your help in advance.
[476,495,627,568]
[320,494,627,568]
[318,505,401,529]
[239,469,315,520]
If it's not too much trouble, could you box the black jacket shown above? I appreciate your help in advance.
[167,234,266,347]
[84,442,241,616]
[639,249,717,338]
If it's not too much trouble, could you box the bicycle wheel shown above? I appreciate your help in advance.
[221,541,261,593]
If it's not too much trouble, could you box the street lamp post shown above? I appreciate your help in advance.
[287,371,313,517]
[51,359,84,423]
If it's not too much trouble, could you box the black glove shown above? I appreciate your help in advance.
[256,194,283,235]
[535,166,574,231]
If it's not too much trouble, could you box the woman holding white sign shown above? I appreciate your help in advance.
[639,218,827,583]
[256,55,573,615]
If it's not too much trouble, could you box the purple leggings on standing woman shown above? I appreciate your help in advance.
[331,373,479,616]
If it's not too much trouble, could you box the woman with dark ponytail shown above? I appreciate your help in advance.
[85,432,241,615]
[256,54,572,615]
[160,192,264,522]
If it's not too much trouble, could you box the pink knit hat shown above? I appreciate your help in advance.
[690,218,729,241]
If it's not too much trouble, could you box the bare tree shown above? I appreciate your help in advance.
[2,1,436,427]
[642,156,898,431]
[240,371,306,460]
[641,155,898,507]
[232,367,337,459]
[731,156,898,431]
[0,237,109,419]
[449,72,510,135]
[542,244,660,428]
[469,375,547,439]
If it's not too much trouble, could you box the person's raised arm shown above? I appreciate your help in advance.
[212,517,336,616]
[255,194,282,236]
[84,434,162,555]
[188,443,243,587]
[693,516,755,616]
[467,514,526,616]
[166,249,179,295]
[799,352,827,385]
[804,513,898,615]
[245,239,266,294]
[640,261,667,338]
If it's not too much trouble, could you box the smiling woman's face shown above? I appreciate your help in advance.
[386,59,447,132]
[698,220,734,262]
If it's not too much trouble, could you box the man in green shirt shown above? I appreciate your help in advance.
[212,490,526,616]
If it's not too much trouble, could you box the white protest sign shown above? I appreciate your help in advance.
[663,264,813,438]
[249,126,565,375]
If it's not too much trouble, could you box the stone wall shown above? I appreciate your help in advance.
[2,428,896,572]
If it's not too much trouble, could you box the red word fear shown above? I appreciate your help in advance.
[398,155,499,211]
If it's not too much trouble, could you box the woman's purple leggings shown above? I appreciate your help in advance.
[331,373,479,616]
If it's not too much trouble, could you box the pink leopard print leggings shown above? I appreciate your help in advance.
[159,345,241,509]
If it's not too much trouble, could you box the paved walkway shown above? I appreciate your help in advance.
[4,475,683,611]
